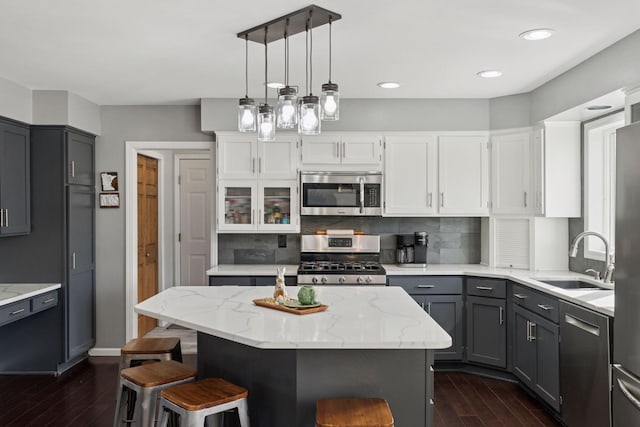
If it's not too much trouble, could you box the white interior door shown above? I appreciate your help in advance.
[179,158,211,285]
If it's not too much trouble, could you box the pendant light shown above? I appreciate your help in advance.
[238,35,257,132]
[258,27,275,141]
[298,12,321,135]
[320,16,339,121]
[277,20,298,129]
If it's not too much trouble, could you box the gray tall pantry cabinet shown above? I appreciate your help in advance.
[0,126,96,372]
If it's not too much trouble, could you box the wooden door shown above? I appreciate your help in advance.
[138,154,159,336]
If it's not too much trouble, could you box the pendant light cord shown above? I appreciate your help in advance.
[309,11,313,95]
[305,21,309,95]
[284,20,289,87]
[264,27,268,104]
[244,35,249,98]
[328,17,332,83]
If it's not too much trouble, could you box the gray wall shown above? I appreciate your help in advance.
[531,29,640,123]
[202,98,491,132]
[219,217,481,265]
[95,105,212,349]
[0,76,32,123]
[489,93,532,130]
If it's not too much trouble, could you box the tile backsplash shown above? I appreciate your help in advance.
[218,216,481,265]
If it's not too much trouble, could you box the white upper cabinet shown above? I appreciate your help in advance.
[217,133,299,180]
[532,122,580,217]
[438,135,490,215]
[491,130,531,215]
[301,133,382,170]
[218,134,257,179]
[384,135,437,215]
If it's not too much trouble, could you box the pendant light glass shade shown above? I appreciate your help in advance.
[277,86,298,129]
[298,95,320,135]
[320,82,339,120]
[258,104,276,141]
[238,97,257,132]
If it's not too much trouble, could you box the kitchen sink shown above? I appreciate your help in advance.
[539,280,607,290]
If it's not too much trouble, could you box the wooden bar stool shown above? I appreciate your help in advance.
[157,378,250,427]
[119,337,182,371]
[316,398,394,427]
[114,360,197,427]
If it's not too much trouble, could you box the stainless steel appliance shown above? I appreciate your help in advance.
[614,121,640,426]
[396,232,428,267]
[559,300,611,427]
[300,171,382,216]
[297,232,386,285]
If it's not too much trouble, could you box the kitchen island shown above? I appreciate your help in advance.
[135,285,451,427]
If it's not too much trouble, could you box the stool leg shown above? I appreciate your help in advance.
[157,399,170,427]
[113,384,128,427]
[237,398,250,427]
[138,387,155,427]
[185,410,206,427]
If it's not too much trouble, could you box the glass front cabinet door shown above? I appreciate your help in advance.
[258,181,298,232]
[218,181,256,232]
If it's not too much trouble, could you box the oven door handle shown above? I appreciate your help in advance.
[359,177,365,214]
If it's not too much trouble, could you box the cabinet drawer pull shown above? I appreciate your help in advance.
[440,192,444,207]
[530,322,537,341]
[417,285,435,288]
[428,192,433,207]
[4,209,7,227]
[537,304,553,311]
[42,298,55,304]
[617,378,640,411]
[476,286,494,291]
[499,306,504,325]
[10,308,25,316]
[0,208,4,228]
[514,293,528,300]
[427,301,432,315]
[71,160,75,177]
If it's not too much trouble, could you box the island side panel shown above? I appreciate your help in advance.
[197,333,298,427]
[197,333,434,427]
[296,349,431,427]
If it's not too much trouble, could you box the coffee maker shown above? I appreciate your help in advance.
[396,232,428,267]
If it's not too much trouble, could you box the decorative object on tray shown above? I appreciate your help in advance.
[297,285,316,305]
[255,284,325,315]
[252,297,327,315]
[273,266,288,303]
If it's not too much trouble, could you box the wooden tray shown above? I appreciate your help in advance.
[253,298,328,315]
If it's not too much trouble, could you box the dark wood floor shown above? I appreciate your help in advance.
[0,357,561,426]
[435,372,562,427]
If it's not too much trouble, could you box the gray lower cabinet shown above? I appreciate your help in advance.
[512,304,560,411]
[388,276,464,360]
[209,275,297,286]
[0,117,30,236]
[466,296,506,368]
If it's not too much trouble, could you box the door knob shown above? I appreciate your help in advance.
[146,253,150,257]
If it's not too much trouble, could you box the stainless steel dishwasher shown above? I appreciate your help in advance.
[559,300,612,427]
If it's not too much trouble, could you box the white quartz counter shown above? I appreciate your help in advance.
[0,283,61,307]
[206,264,299,276]
[135,286,452,350]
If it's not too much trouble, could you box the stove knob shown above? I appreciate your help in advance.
[321,276,328,284]
[365,276,373,284]
[338,276,346,284]
[356,276,365,284]
[312,276,319,284]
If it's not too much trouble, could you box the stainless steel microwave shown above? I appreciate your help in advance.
[300,171,383,216]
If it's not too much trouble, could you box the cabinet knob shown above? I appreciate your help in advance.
[146,253,150,257]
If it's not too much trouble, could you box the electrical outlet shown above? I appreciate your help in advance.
[278,234,287,248]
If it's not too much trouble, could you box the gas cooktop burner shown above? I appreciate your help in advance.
[298,261,384,274]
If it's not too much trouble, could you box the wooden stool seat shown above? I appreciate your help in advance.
[160,378,248,411]
[158,378,250,427]
[316,398,394,427]
[121,360,197,387]
[122,337,181,354]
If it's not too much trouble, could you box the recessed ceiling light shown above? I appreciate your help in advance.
[377,82,400,89]
[266,82,285,89]
[586,105,613,111]
[519,28,555,41]
[476,70,503,78]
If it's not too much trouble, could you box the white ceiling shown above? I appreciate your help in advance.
[1,0,639,106]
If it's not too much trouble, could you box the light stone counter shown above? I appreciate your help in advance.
[0,283,61,307]
[135,285,452,350]
[206,264,298,276]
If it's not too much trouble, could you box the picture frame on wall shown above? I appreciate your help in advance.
[100,171,118,191]
[99,192,120,208]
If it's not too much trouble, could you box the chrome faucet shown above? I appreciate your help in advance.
[569,231,615,283]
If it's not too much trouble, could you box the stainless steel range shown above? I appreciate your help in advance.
[297,233,387,285]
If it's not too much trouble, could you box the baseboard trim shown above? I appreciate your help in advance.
[88,348,120,356]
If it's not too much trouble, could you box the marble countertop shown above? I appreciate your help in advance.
[206,263,615,316]
[135,286,452,350]
[0,283,61,308]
